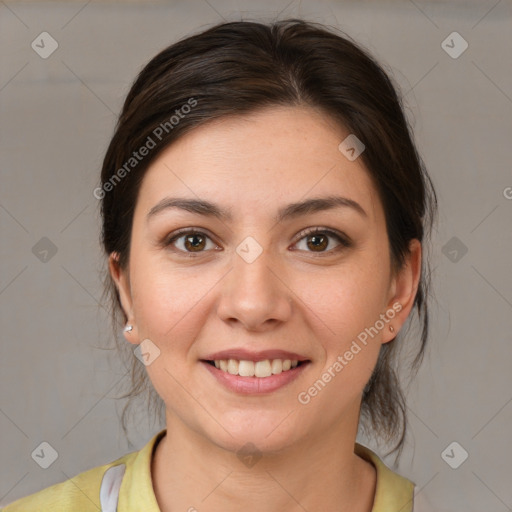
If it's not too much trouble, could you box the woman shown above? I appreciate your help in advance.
[5,18,437,511]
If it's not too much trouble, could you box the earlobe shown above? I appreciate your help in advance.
[108,252,138,343]
[383,239,422,343]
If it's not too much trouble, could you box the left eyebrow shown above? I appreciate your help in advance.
[146,195,367,225]
[276,195,367,222]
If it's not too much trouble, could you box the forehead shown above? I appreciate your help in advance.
[136,106,382,224]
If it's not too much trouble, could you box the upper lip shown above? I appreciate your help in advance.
[202,349,310,362]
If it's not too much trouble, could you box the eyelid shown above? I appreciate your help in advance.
[293,226,350,244]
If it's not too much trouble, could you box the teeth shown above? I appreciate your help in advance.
[255,360,272,378]
[271,359,282,374]
[227,359,238,375]
[238,360,255,377]
[211,358,302,377]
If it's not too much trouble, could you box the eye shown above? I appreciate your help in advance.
[163,226,351,258]
[164,229,219,257]
[292,227,351,255]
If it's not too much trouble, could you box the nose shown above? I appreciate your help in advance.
[216,244,293,332]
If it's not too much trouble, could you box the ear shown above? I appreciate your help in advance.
[108,252,139,344]
[382,239,422,344]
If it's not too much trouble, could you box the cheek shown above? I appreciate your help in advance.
[297,273,385,409]
[298,261,389,340]
[298,264,387,387]
[129,264,214,411]
[130,258,216,347]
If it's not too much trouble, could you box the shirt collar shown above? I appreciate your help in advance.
[118,429,166,511]
[355,442,415,512]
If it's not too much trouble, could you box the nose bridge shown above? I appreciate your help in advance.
[233,235,278,295]
[217,234,291,328]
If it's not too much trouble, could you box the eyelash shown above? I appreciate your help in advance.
[162,226,352,258]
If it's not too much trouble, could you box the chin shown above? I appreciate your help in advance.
[205,414,302,456]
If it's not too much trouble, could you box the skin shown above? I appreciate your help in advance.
[109,105,421,512]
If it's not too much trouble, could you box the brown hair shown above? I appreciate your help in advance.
[98,18,437,459]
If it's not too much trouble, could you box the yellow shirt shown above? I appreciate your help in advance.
[3,429,417,511]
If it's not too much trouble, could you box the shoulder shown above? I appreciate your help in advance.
[2,429,167,512]
[2,450,137,511]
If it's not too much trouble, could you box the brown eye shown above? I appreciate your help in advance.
[183,233,206,252]
[165,229,217,257]
[306,233,329,251]
[294,227,351,255]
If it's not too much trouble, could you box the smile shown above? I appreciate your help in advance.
[201,359,311,394]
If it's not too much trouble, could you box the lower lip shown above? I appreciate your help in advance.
[201,361,310,394]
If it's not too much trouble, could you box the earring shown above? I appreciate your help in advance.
[123,324,133,333]
[389,325,395,333]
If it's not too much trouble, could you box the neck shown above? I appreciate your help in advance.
[151,409,376,512]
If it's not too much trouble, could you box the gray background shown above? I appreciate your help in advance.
[1,0,511,510]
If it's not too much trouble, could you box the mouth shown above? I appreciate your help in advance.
[200,356,312,394]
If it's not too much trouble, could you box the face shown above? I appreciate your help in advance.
[110,105,420,455]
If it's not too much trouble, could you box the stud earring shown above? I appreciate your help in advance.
[389,325,395,333]
[123,324,133,333]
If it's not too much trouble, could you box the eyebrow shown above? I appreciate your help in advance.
[146,195,367,224]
